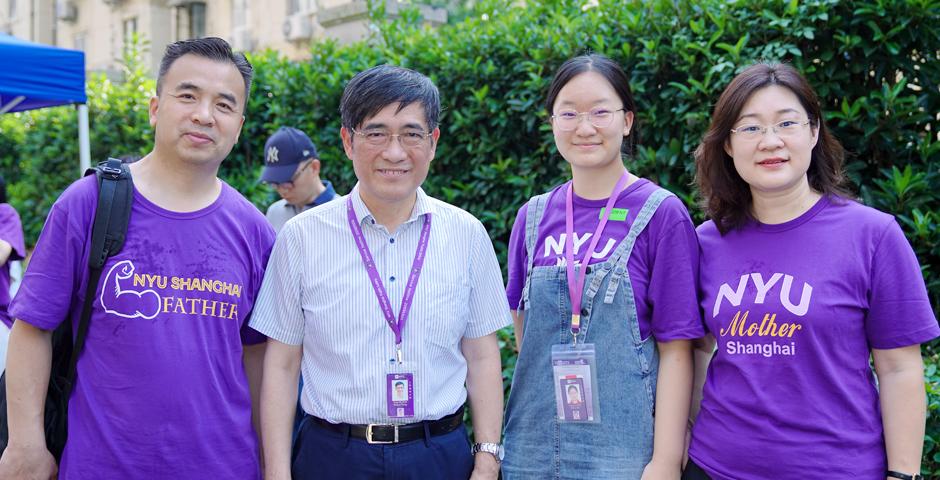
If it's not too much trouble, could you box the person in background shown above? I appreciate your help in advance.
[258,127,340,439]
[259,127,337,233]
[0,174,25,373]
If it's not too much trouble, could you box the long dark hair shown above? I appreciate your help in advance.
[694,62,851,234]
[544,54,639,156]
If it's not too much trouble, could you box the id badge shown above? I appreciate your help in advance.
[385,364,415,419]
[551,343,600,423]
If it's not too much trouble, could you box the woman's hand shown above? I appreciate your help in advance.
[641,456,681,480]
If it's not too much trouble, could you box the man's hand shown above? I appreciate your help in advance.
[259,339,302,479]
[469,451,499,480]
[0,444,57,480]
[461,333,503,480]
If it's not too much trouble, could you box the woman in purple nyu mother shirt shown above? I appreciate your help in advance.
[686,62,938,480]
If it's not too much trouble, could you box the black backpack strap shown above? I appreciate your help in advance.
[67,158,134,381]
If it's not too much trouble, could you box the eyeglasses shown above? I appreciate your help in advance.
[730,120,811,140]
[551,108,625,131]
[351,128,433,148]
[267,161,312,189]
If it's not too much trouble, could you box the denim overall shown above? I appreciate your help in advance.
[502,188,673,480]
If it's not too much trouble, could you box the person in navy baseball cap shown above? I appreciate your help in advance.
[259,126,318,183]
[260,127,338,232]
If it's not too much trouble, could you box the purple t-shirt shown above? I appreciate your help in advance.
[690,195,939,479]
[506,178,703,341]
[0,203,26,328]
[10,175,275,479]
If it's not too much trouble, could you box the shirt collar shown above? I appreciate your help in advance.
[308,180,336,208]
[349,183,433,228]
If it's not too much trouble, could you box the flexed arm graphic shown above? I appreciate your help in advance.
[98,260,162,319]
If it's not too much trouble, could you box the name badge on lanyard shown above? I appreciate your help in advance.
[552,171,630,423]
[551,344,600,422]
[386,368,415,418]
[346,197,430,419]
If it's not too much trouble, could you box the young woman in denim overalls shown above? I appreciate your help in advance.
[502,54,703,479]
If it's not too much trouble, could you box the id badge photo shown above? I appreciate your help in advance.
[385,363,415,419]
[551,343,600,423]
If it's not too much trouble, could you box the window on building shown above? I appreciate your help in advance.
[288,0,316,15]
[287,0,300,15]
[123,17,138,51]
[188,2,206,38]
[232,0,247,29]
[175,2,206,40]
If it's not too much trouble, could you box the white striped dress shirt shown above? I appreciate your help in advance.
[250,185,511,424]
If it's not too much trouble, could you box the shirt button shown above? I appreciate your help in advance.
[390,276,396,282]
[389,238,395,244]
[580,308,588,316]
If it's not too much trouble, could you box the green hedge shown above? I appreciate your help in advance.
[1,0,938,472]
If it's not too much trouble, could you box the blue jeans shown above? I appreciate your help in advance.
[292,378,304,442]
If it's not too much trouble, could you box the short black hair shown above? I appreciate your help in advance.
[156,37,253,107]
[545,54,640,156]
[340,65,440,132]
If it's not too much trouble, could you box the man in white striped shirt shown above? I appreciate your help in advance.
[251,65,510,480]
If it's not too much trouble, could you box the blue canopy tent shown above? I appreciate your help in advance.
[0,33,90,171]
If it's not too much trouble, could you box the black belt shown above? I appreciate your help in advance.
[309,406,464,444]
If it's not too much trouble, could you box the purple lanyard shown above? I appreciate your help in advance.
[564,171,630,339]
[346,197,431,363]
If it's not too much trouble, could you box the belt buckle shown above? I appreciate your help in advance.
[366,424,398,444]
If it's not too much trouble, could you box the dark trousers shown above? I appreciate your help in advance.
[291,416,474,479]
[292,379,304,442]
[682,459,713,480]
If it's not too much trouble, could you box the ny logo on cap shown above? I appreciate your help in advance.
[267,146,280,164]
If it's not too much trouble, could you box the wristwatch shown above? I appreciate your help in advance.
[471,442,505,463]
[886,470,923,480]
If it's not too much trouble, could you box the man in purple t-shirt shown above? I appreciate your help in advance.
[0,38,275,480]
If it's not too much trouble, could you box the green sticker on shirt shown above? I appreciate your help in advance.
[600,208,628,221]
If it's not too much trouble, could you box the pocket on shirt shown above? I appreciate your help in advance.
[418,281,471,347]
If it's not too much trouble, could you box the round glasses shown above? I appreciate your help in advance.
[551,108,625,131]
[730,119,811,141]
[351,128,433,148]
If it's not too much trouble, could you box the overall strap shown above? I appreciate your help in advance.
[518,192,551,310]
[600,188,674,304]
